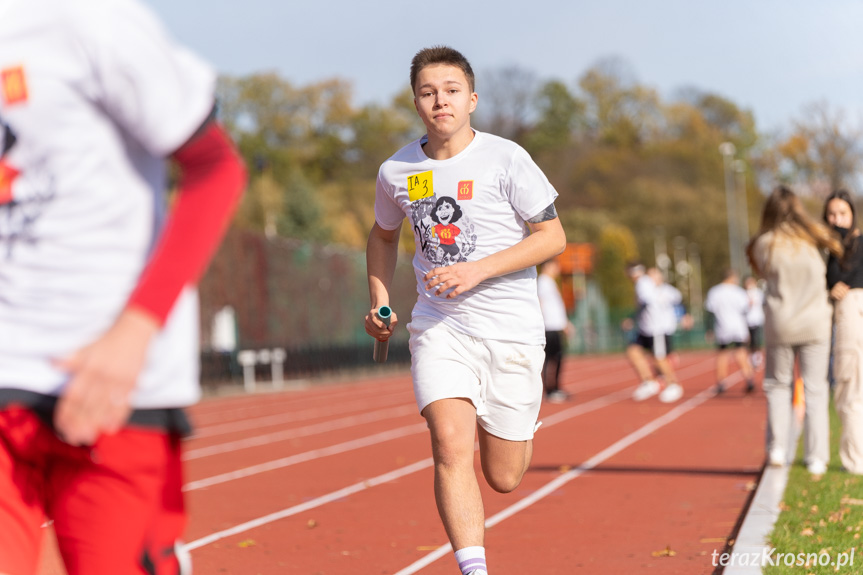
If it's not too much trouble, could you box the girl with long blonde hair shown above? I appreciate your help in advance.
[747,185,842,477]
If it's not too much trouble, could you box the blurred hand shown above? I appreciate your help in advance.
[54,308,159,446]
[831,281,850,302]
[365,307,398,341]
[679,313,694,331]
[424,262,485,299]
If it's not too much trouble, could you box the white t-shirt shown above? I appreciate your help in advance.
[537,274,569,332]
[658,283,682,336]
[0,0,216,407]
[634,275,680,337]
[746,285,765,328]
[705,282,751,344]
[375,130,558,345]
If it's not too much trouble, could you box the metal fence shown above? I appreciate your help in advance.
[198,229,417,386]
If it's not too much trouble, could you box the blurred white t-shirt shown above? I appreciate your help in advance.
[0,0,215,407]
[706,282,751,345]
[537,274,569,332]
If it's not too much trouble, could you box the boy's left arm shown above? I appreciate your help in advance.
[425,210,566,299]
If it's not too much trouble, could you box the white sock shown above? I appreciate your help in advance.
[454,546,488,575]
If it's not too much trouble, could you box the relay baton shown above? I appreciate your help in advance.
[373,306,392,363]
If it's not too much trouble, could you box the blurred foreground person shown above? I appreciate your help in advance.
[823,190,863,474]
[0,0,246,572]
[747,186,841,478]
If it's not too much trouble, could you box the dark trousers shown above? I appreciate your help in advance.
[542,330,564,393]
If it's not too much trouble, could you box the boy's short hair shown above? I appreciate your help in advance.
[410,46,475,94]
[625,261,645,278]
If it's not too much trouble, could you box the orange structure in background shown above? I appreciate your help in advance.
[552,243,594,314]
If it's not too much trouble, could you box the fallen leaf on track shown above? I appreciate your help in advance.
[651,545,676,557]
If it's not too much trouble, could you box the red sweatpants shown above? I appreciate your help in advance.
[0,406,187,575]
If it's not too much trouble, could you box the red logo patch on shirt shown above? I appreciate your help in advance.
[0,161,19,204]
[1,66,28,106]
[457,180,473,200]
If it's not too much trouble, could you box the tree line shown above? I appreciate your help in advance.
[214,57,863,312]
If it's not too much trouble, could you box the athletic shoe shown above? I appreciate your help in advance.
[745,380,756,394]
[546,390,570,403]
[768,447,786,467]
[715,382,726,395]
[632,380,661,401]
[658,383,683,403]
[807,460,827,477]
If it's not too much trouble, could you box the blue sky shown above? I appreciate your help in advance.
[147,0,863,134]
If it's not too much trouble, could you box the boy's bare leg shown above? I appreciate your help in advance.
[654,356,678,384]
[477,426,531,494]
[716,350,730,382]
[626,344,654,382]
[734,347,754,381]
[423,398,486,550]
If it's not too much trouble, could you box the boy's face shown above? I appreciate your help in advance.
[413,64,477,141]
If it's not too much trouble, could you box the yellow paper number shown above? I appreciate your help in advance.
[407,171,433,202]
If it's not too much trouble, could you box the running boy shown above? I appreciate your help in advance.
[364,46,566,575]
[705,269,756,394]
[0,1,246,573]
[625,263,685,402]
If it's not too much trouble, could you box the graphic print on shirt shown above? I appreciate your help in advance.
[0,115,56,258]
[408,172,477,266]
[430,196,463,258]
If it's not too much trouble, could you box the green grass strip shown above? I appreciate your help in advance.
[765,401,863,573]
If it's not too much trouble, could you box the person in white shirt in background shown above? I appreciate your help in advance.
[705,269,756,394]
[657,271,692,372]
[537,259,575,403]
[625,263,684,403]
[744,276,765,371]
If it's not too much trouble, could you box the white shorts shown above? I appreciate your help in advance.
[407,315,545,441]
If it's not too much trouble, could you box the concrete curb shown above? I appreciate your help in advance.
[722,464,790,574]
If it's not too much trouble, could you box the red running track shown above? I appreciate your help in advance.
[38,351,766,574]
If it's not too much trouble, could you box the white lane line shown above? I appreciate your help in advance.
[184,358,715,489]
[183,367,666,492]
[392,370,737,575]
[182,458,434,552]
[191,357,636,429]
[180,382,640,550]
[191,378,410,422]
[185,363,639,458]
[182,357,717,552]
[183,404,419,460]
[190,390,414,438]
[183,423,428,491]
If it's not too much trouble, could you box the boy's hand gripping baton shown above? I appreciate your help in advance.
[373,306,392,363]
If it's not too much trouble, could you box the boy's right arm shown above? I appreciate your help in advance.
[365,221,402,340]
